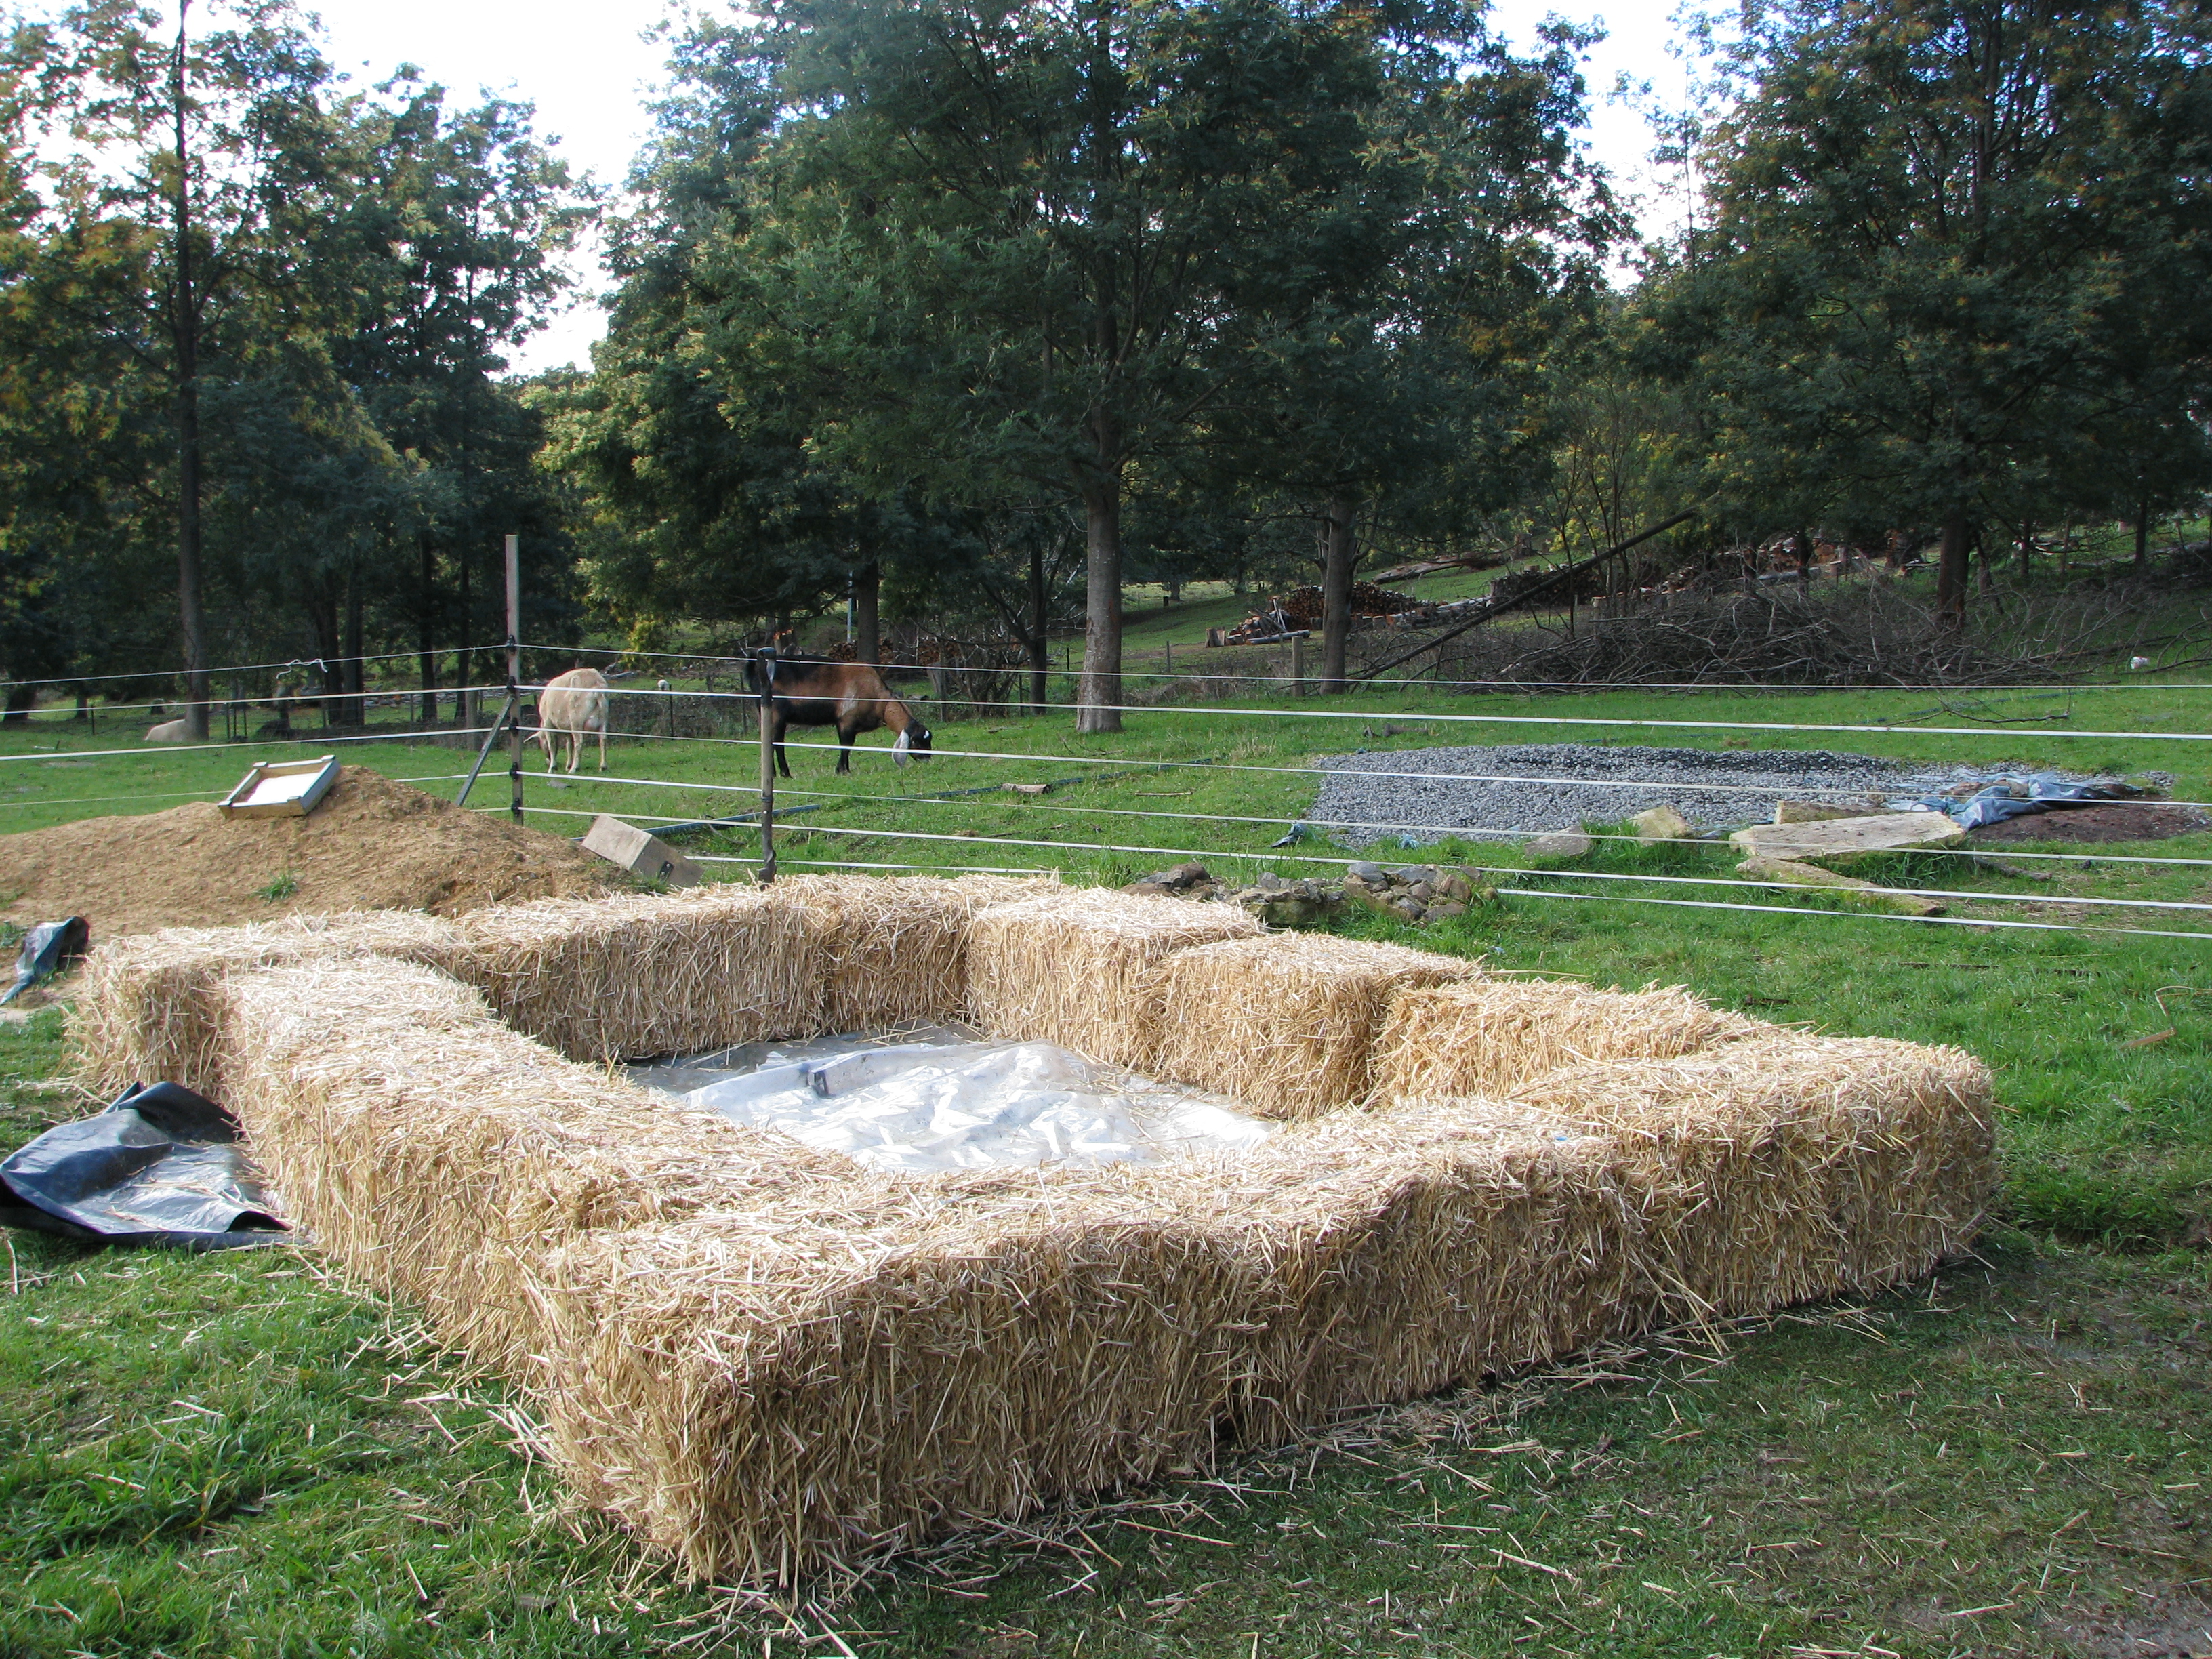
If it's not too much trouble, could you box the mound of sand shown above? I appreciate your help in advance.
[0,766,616,938]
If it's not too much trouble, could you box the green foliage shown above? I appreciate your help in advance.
[1655,0,2212,604]
[0,0,593,704]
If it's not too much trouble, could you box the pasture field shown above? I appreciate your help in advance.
[0,676,2208,1656]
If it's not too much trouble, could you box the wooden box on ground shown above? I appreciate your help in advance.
[217,754,340,819]
[580,815,703,888]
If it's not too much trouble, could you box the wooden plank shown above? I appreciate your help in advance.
[1729,811,1965,863]
[1737,855,1944,915]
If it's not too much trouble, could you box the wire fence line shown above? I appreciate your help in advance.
[533,640,2212,697]
[488,801,2212,944]
[566,674,2212,746]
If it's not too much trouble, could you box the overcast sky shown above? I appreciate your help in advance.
[281,0,1697,375]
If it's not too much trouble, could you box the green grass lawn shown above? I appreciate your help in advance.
[1,676,2209,1655]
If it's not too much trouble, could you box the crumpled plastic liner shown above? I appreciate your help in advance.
[632,1027,1269,1174]
[0,1082,285,1250]
[1898,771,2135,831]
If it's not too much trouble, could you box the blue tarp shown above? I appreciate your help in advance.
[1906,773,2130,832]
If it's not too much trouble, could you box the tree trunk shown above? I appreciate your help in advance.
[1320,491,1356,693]
[1028,537,1050,713]
[1936,508,1970,627]
[2019,522,2034,579]
[1076,468,1122,733]
[418,533,438,724]
[171,10,209,741]
[1,684,35,725]
[855,560,880,665]
[2135,504,2150,572]
[342,565,365,727]
[456,541,472,716]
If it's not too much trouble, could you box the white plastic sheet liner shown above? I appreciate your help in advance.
[632,1027,1268,1174]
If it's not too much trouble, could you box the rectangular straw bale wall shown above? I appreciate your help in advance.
[1370,978,1767,1103]
[525,1031,1992,1581]
[216,954,889,1371]
[449,884,827,1060]
[775,873,1061,1032]
[87,878,2000,1586]
[1506,1031,1998,1308]
[70,909,474,1099]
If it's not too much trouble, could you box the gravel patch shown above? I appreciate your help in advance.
[1309,743,2030,846]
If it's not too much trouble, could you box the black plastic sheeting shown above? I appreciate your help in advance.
[0,1082,285,1250]
[3,916,89,1006]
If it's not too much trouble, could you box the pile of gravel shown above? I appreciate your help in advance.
[1307,743,2011,846]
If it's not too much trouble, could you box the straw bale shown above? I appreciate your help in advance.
[774,873,1061,1031]
[532,1200,1260,1578]
[1369,977,1767,1104]
[130,874,1994,1586]
[964,887,1261,1067]
[449,884,827,1061]
[1504,1031,1998,1310]
[218,954,888,1370]
[70,909,470,1099]
[1147,934,1484,1119]
[528,1107,1668,1579]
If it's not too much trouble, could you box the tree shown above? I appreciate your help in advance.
[715,0,1556,730]
[16,0,364,731]
[1201,18,1618,687]
[1666,0,2212,621]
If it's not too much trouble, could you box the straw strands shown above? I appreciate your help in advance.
[70,909,471,1098]
[1505,1031,1998,1309]
[452,884,825,1061]
[775,873,1061,1031]
[965,888,1262,1068]
[218,954,890,1370]
[65,877,1999,1585]
[1369,979,1766,1103]
[1149,934,1484,1118]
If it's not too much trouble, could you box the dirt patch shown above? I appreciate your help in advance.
[2040,1591,2212,1658]
[1968,802,2212,844]
[0,766,615,938]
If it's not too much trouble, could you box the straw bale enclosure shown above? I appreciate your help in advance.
[70,874,1998,1583]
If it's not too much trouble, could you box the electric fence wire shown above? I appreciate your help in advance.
[0,644,517,693]
[535,641,2212,697]
[494,727,2212,819]
[496,797,2212,921]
